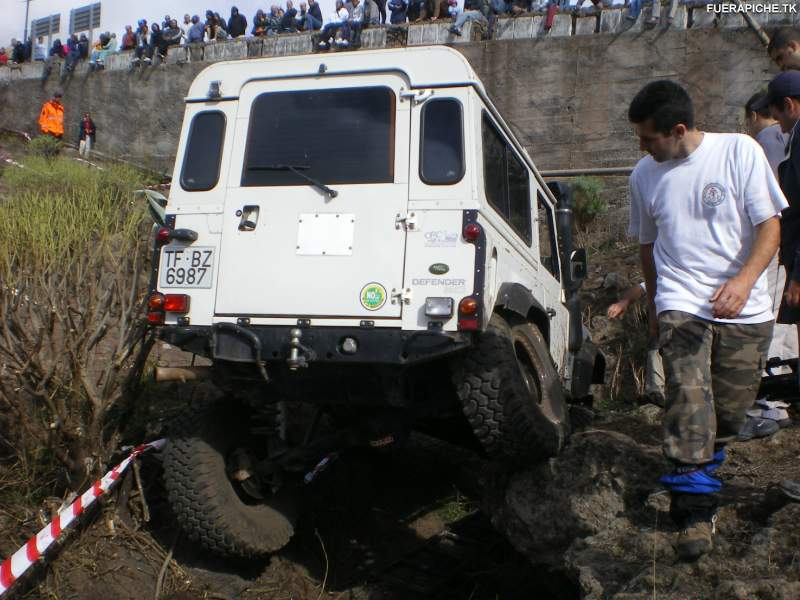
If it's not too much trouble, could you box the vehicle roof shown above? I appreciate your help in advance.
[186,45,484,100]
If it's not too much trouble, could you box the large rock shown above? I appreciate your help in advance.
[487,431,668,563]
[488,417,800,599]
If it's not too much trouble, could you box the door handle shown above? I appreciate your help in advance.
[237,205,260,231]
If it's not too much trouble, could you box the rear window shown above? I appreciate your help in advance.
[180,111,226,191]
[419,99,464,185]
[241,87,395,187]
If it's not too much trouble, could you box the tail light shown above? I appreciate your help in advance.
[463,223,482,243]
[156,226,171,246]
[458,296,480,331]
[146,292,190,325]
[163,294,190,313]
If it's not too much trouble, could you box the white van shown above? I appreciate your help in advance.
[148,46,605,558]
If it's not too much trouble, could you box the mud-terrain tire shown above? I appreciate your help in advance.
[453,314,570,461]
[163,400,297,558]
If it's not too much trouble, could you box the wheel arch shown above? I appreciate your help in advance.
[493,282,550,345]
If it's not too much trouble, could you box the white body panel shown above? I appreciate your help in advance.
[160,46,571,371]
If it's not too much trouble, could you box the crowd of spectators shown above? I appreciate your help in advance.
[0,0,706,67]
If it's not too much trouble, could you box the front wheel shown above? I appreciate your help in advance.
[453,314,570,462]
[163,400,297,558]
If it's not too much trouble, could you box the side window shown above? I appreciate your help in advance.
[537,191,560,281]
[507,151,531,245]
[420,99,465,185]
[481,113,531,244]
[180,111,225,192]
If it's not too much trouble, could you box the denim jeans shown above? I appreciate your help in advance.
[453,9,488,31]
[492,0,512,13]
[319,22,342,41]
[298,14,323,30]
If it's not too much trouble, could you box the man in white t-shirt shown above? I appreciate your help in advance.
[628,80,788,561]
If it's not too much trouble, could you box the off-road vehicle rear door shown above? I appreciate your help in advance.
[214,74,411,319]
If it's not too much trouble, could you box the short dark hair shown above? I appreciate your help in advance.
[768,27,800,54]
[628,80,694,134]
[745,90,771,118]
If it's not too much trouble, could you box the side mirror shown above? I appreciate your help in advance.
[135,189,168,226]
[570,248,587,282]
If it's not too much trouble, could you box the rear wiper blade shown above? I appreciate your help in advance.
[248,164,338,199]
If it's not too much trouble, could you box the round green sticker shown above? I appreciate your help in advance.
[360,283,387,311]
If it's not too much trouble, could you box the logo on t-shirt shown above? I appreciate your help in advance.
[701,183,726,208]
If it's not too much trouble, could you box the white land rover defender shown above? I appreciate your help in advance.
[147,46,605,558]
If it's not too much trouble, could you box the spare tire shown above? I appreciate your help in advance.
[453,313,570,462]
[163,400,297,558]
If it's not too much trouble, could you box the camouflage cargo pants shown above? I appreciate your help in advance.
[659,311,772,465]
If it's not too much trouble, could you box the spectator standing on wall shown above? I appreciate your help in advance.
[11,39,24,64]
[78,34,89,59]
[214,13,230,39]
[33,36,46,61]
[205,11,218,40]
[279,1,299,32]
[187,16,205,43]
[78,112,96,159]
[50,39,66,59]
[149,23,162,59]
[159,20,183,58]
[182,14,192,42]
[344,0,365,46]
[407,0,425,21]
[121,25,136,50]
[253,9,269,34]
[38,91,65,139]
[365,0,382,25]
[388,0,408,23]
[132,21,151,64]
[303,0,324,30]
[266,6,283,34]
[63,34,81,74]
[0,47,8,65]
[228,6,248,37]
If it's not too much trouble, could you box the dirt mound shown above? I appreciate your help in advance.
[487,406,800,599]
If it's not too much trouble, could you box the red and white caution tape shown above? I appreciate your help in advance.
[0,439,166,596]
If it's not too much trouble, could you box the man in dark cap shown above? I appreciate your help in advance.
[756,72,800,338]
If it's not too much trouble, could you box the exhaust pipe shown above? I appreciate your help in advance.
[548,181,584,353]
[154,366,212,383]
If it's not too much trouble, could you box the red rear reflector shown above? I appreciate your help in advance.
[459,297,478,316]
[147,311,165,325]
[458,318,479,331]
[156,227,171,245]
[164,294,190,313]
[148,292,165,311]
[463,223,482,243]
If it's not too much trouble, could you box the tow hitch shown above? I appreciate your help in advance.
[286,327,316,370]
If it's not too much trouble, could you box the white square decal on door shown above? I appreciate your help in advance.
[296,213,356,256]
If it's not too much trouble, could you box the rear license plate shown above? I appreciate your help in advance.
[159,246,214,288]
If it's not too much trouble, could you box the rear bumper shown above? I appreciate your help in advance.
[159,323,471,365]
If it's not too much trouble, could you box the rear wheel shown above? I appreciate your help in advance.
[453,314,570,461]
[163,400,297,558]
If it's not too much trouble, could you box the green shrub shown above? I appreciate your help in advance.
[571,176,607,231]
[28,135,63,160]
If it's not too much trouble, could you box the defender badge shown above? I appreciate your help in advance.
[429,263,450,275]
[360,283,387,311]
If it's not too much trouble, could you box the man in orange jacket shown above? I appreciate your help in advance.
[38,91,65,138]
